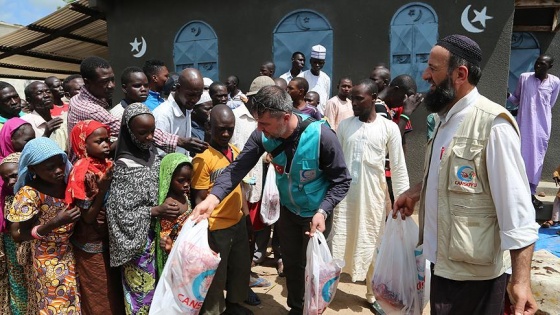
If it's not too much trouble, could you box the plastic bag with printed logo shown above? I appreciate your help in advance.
[150,219,221,315]
[303,231,345,315]
[371,216,421,315]
[260,165,281,225]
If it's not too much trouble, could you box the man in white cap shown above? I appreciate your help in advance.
[297,44,331,115]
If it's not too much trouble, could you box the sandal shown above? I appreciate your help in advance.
[249,275,271,287]
[244,289,261,306]
[532,195,544,211]
[542,220,554,228]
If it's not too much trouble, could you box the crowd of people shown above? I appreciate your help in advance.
[0,34,547,315]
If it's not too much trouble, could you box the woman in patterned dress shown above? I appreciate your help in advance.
[106,103,179,314]
[7,137,81,314]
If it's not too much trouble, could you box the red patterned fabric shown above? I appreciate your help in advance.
[65,120,113,204]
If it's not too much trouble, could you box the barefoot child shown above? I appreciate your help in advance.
[156,152,193,276]
[65,120,124,315]
[7,137,81,314]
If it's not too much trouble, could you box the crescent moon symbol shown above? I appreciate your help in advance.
[192,269,217,301]
[133,37,147,58]
[413,9,423,23]
[321,275,339,302]
[295,14,310,31]
[461,5,483,33]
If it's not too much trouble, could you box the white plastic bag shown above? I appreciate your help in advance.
[372,216,421,315]
[150,219,221,315]
[414,245,430,312]
[260,165,280,225]
[303,231,345,315]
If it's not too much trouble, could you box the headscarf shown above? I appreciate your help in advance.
[114,103,157,167]
[0,117,30,160]
[65,120,113,204]
[155,152,191,275]
[158,153,191,205]
[0,152,21,232]
[0,118,29,231]
[14,137,72,194]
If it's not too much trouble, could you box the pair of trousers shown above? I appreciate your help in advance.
[200,218,250,315]
[277,206,331,315]
[430,264,507,315]
[253,222,282,263]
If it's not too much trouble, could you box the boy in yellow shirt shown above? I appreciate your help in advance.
[192,104,252,315]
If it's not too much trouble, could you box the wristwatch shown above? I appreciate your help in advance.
[316,209,328,219]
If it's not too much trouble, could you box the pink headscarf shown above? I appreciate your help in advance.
[0,117,31,232]
[0,117,29,160]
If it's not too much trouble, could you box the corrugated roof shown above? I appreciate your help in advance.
[0,0,107,80]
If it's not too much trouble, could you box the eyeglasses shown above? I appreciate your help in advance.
[252,98,287,118]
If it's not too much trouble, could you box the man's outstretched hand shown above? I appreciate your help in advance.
[191,194,220,222]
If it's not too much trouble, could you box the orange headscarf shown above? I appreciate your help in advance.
[65,120,113,204]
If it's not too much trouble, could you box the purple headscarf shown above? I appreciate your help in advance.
[0,118,31,232]
[0,117,29,160]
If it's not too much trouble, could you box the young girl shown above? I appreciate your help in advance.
[156,152,193,276]
[106,103,179,314]
[7,137,81,314]
[0,153,27,315]
[65,120,124,315]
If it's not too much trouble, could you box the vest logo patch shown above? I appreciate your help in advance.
[455,166,477,187]
[273,163,285,175]
[300,170,316,183]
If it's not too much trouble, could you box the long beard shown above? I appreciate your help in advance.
[424,77,456,114]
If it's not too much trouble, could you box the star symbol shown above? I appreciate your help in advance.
[303,17,310,23]
[130,38,141,52]
[471,6,493,28]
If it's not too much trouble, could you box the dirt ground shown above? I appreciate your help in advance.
[246,259,430,314]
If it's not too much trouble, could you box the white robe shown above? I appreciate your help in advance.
[331,116,409,281]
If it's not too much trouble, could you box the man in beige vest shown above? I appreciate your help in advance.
[393,34,539,315]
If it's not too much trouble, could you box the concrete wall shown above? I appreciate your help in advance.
[99,0,514,184]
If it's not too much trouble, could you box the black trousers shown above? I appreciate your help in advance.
[277,206,332,315]
[430,264,507,315]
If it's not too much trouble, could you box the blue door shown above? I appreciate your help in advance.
[390,3,438,93]
[173,21,219,81]
[507,32,540,110]
[273,10,333,80]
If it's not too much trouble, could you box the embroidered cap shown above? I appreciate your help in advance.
[436,34,482,66]
[310,44,327,60]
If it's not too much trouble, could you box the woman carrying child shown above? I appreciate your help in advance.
[66,120,124,314]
